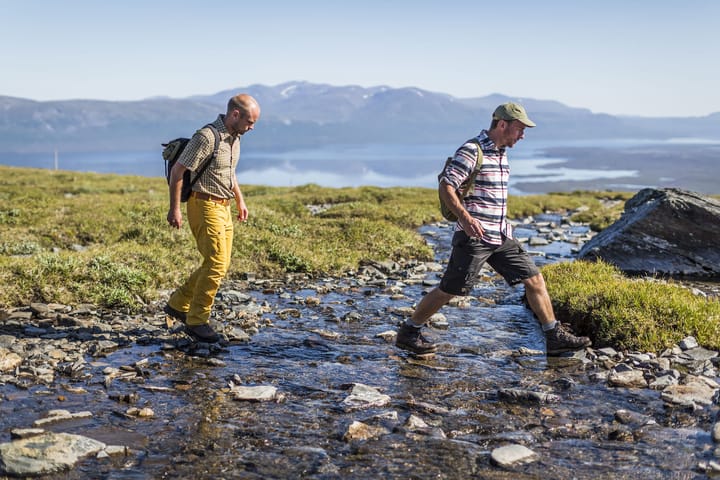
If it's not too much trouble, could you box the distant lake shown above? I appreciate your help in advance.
[2,138,718,195]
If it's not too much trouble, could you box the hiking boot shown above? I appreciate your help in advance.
[545,323,592,355]
[395,323,437,355]
[163,304,187,323]
[185,323,221,343]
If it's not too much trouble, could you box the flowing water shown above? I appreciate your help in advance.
[1,221,717,479]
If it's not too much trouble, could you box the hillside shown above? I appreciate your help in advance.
[1,81,719,153]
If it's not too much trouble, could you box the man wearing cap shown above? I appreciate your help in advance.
[395,102,591,356]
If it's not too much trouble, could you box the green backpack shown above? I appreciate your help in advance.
[438,138,483,222]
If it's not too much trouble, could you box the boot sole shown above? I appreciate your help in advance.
[546,341,591,356]
[395,342,438,355]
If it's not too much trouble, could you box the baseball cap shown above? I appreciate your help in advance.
[493,102,536,127]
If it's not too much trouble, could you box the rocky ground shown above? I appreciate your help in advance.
[2,217,720,478]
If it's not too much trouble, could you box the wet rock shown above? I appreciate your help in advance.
[0,432,106,476]
[712,421,720,443]
[375,330,397,342]
[490,444,539,467]
[649,374,679,390]
[342,312,363,322]
[0,347,22,372]
[529,236,549,246]
[578,188,720,278]
[10,428,45,440]
[608,428,634,442]
[608,369,647,388]
[497,389,560,404]
[428,313,449,329]
[614,409,656,427]
[341,383,391,411]
[661,378,718,407]
[227,328,251,342]
[698,460,720,473]
[229,384,278,402]
[33,410,93,427]
[342,421,389,442]
[126,407,154,418]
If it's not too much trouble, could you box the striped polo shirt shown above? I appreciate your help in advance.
[179,114,240,199]
[440,130,512,245]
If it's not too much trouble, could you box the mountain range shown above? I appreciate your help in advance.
[1,81,719,153]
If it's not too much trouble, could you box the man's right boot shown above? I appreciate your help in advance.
[545,323,592,356]
[395,323,437,355]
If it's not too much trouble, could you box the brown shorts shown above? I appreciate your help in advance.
[439,232,540,296]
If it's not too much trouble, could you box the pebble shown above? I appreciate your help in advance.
[490,444,539,467]
[0,214,719,478]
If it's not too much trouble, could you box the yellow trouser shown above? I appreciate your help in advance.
[168,196,233,326]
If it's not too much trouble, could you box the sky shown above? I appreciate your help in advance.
[2,0,718,117]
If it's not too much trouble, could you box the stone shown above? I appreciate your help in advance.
[497,389,560,404]
[229,384,278,402]
[10,428,45,440]
[0,432,105,476]
[578,188,720,278]
[342,421,389,442]
[341,384,391,411]
[713,422,720,443]
[679,336,700,350]
[0,348,22,372]
[680,347,717,362]
[661,379,717,407]
[608,369,647,388]
[428,313,449,329]
[490,444,539,467]
[375,330,397,342]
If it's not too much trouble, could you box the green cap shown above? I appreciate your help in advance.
[493,102,536,127]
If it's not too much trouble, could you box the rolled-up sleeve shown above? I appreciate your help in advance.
[439,141,481,189]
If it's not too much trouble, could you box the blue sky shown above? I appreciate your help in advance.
[2,0,718,117]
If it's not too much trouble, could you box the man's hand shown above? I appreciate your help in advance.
[458,215,484,238]
[236,200,249,222]
[167,208,183,229]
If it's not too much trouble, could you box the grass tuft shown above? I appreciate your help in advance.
[543,260,720,352]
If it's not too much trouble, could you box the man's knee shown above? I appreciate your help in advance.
[522,273,547,293]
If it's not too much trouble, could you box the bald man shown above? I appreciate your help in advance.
[165,94,260,343]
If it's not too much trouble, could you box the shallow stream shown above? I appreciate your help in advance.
[1,219,718,479]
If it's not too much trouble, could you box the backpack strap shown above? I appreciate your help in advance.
[188,124,220,189]
[458,138,484,198]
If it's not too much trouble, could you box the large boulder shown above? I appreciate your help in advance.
[578,188,720,278]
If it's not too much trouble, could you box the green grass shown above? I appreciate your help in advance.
[2,165,717,355]
[0,167,442,310]
[543,260,720,352]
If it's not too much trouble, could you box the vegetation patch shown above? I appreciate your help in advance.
[543,260,720,353]
[0,167,631,311]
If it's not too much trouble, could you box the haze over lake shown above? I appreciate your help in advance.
[2,137,717,195]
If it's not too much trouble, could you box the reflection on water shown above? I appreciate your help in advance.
[0,142,639,194]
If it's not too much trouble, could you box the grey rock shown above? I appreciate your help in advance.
[0,348,22,372]
[0,432,105,476]
[229,384,278,402]
[608,369,647,388]
[343,421,389,442]
[497,388,560,404]
[661,379,717,407]
[680,347,717,362]
[578,188,720,278]
[490,444,539,467]
[679,336,700,350]
[713,422,720,443]
[342,383,391,411]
